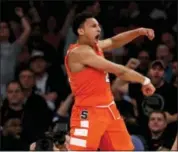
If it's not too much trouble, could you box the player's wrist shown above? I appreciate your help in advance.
[142,77,151,86]
[137,27,144,36]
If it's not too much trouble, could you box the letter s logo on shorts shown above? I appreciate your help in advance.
[80,110,88,119]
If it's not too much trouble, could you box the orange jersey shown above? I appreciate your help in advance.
[65,43,114,106]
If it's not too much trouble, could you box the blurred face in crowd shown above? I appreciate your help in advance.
[148,112,167,134]
[3,119,22,137]
[156,45,170,67]
[19,70,35,89]
[78,18,101,44]
[30,58,47,74]
[31,25,42,43]
[86,2,101,16]
[47,16,57,32]
[172,61,178,76]
[128,2,138,13]
[137,50,150,68]
[6,82,24,106]
[161,32,175,50]
[0,22,10,41]
[148,65,164,85]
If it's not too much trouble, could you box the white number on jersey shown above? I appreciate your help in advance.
[105,73,110,82]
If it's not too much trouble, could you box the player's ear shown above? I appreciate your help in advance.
[78,28,84,35]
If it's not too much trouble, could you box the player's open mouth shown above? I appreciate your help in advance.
[95,34,100,40]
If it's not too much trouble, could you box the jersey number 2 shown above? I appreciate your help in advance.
[105,73,110,82]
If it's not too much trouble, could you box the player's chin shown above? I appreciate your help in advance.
[92,39,99,44]
[95,39,99,43]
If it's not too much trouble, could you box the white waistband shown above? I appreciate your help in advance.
[96,101,120,120]
[96,101,115,108]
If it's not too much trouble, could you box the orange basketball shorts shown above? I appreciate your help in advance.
[68,101,134,150]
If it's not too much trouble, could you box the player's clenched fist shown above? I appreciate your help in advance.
[138,27,155,40]
[141,77,155,96]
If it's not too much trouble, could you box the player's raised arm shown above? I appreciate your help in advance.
[70,45,154,93]
[98,28,155,51]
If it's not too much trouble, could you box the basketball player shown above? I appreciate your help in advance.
[65,12,155,150]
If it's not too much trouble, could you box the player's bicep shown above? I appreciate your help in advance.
[98,39,112,51]
[73,46,120,75]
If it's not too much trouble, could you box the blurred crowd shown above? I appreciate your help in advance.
[0,0,177,151]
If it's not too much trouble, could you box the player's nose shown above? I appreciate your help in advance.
[97,26,101,33]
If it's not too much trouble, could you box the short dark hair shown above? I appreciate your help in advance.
[72,12,95,36]
[149,110,167,120]
[6,80,23,91]
[18,68,34,76]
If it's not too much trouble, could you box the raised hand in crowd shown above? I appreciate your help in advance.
[15,7,24,18]
[15,7,31,46]
[28,0,41,23]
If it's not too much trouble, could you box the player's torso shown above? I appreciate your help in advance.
[65,43,113,106]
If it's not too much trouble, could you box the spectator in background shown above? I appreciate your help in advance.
[0,119,27,150]
[18,68,52,145]
[1,81,24,126]
[156,44,173,82]
[172,75,178,88]
[161,32,176,53]
[171,59,178,86]
[28,23,57,65]
[0,81,27,150]
[127,2,140,19]
[129,60,177,136]
[146,111,174,151]
[29,50,66,110]
[0,7,31,98]
[43,5,76,50]
[136,50,150,76]
[171,59,178,77]
[44,16,60,49]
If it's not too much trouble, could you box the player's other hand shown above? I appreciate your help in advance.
[141,83,155,96]
[138,28,155,40]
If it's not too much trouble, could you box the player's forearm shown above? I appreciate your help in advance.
[111,60,137,89]
[116,64,146,85]
[111,28,141,49]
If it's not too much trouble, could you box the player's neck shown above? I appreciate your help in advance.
[77,38,95,47]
